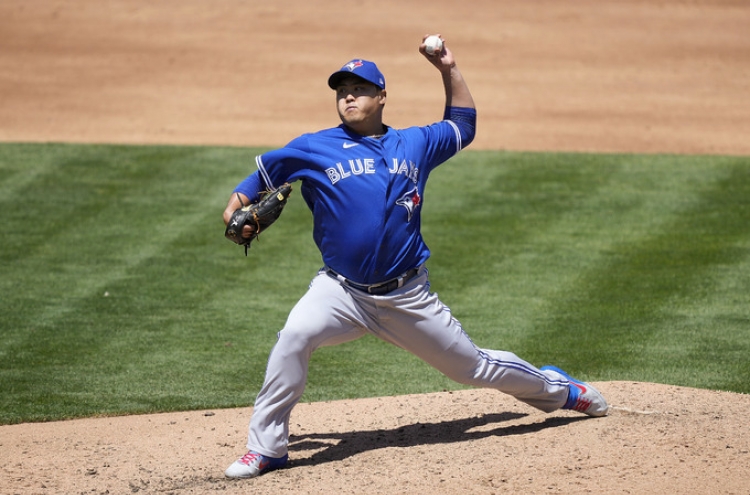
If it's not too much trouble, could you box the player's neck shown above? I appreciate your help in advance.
[346,123,387,138]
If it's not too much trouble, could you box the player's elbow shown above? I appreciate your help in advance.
[462,124,476,148]
[445,106,477,149]
[456,117,476,149]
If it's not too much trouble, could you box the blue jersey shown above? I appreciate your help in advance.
[235,109,475,285]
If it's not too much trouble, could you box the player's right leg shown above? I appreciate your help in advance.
[226,271,367,478]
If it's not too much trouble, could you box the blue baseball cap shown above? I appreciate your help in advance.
[327,59,386,90]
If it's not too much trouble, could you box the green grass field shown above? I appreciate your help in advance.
[1,142,748,425]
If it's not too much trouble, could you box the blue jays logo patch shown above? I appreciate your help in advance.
[345,60,364,72]
[396,187,421,222]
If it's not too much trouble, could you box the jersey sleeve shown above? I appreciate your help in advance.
[418,106,477,172]
[255,144,312,188]
[233,136,313,201]
[232,171,264,202]
[444,106,477,148]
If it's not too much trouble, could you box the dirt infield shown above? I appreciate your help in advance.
[4,385,749,494]
[1,1,749,494]
[1,0,749,155]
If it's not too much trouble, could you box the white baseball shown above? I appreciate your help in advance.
[424,35,443,56]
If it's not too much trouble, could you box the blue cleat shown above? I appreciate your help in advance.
[542,365,608,417]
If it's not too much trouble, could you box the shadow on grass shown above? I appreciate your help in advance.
[286,412,587,467]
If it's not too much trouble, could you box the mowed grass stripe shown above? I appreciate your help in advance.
[1,143,748,424]
[423,153,750,391]
[673,254,750,392]
[421,152,619,349]
[639,161,750,391]
[526,157,750,387]
[1,144,251,326]
[1,144,271,421]
[423,153,681,348]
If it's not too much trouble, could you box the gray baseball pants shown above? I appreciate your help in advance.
[245,266,570,457]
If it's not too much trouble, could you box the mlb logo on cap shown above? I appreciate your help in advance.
[328,59,386,90]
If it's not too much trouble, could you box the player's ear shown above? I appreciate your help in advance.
[379,89,387,105]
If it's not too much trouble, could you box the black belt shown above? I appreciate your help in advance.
[326,267,420,295]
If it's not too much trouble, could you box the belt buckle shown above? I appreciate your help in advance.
[328,266,418,295]
[369,271,409,295]
[367,282,390,295]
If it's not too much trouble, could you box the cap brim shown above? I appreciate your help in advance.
[327,72,382,90]
[327,71,347,89]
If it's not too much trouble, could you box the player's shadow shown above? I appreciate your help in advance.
[286,412,586,468]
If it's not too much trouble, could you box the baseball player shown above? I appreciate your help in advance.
[223,35,608,479]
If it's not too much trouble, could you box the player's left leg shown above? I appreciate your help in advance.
[369,270,570,413]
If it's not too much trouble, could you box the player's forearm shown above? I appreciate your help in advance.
[442,64,475,110]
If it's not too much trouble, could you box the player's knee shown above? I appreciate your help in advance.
[274,326,315,356]
[434,360,484,386]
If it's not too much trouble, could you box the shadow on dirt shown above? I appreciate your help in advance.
[287,412,587,467]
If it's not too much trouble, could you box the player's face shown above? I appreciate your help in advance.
[335,77,386,135]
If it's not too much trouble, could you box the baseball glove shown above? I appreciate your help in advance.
[225,183,292,254]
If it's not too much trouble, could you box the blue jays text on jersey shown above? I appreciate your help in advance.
[326,156,419,185]
[234,106,476,285]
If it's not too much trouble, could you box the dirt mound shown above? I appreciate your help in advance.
[3,383,749,494]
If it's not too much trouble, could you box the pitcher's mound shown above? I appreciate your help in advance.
[3,382,749,494]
